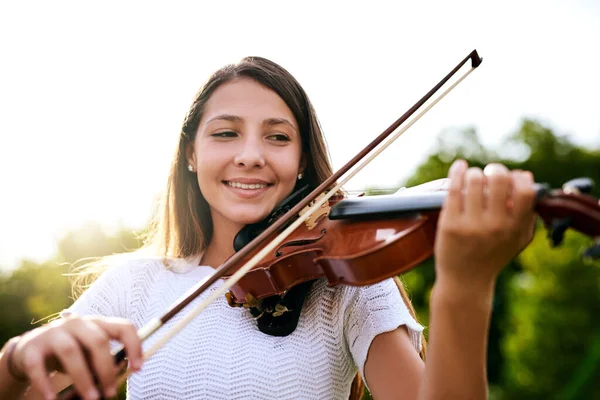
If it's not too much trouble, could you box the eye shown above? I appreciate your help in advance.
[211,131,238,138]
[267,133,291,143]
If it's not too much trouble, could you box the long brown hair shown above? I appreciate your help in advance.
[72,56,426,399]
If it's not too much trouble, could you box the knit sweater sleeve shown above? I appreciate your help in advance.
[343,278,423,379]
[61,257,133,320]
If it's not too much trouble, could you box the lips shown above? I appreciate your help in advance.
[223,178,273,188]
[225,181,269,190]
[222,179,273,198]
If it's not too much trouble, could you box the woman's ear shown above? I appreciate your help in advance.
[299,153,307,176]
[186,142,197,169]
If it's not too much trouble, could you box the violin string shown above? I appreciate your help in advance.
[132,64,477,367]
[343,188,399,195]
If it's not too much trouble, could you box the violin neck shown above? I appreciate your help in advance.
[329,192,446,220]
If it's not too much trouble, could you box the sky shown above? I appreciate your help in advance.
[0,0,599,271]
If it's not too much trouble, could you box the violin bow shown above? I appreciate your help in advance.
[58,49,482,399]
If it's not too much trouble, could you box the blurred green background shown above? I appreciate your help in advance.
[1,119,599,399]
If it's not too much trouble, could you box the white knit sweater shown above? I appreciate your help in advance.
[65,256,423,399]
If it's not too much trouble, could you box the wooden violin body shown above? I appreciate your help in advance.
[227,202,439,303]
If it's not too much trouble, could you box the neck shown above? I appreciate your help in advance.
[202,214,244,268]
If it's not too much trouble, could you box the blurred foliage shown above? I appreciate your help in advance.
[1,118,599,399]
[503,229,600,399]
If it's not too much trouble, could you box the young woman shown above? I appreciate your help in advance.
[0,56,537,400]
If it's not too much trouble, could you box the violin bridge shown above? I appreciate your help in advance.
[299,192,330,229]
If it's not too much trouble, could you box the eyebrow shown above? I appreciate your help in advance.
[263,117,298,134]
[205,114,298,134]
[206,114,243,124]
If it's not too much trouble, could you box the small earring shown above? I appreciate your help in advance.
[297,172,303,180]
[188,164,194,172]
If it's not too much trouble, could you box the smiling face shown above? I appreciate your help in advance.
[188,78,305,235]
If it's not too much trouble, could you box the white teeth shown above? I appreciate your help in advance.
[226,181,268,190]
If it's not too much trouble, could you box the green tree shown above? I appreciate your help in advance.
[504,119,600,197]
[503,230,600,399]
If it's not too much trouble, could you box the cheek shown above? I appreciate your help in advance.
[194,147,228,191]
[196,141,225,162]
[196,142,229,169]
[273,153,301,184]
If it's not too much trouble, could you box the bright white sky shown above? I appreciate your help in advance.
[1,0,599,271]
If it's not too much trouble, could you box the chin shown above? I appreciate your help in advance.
[228,208,272,226]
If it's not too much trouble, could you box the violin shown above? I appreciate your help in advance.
[221,177,600,336]
[225,178,600,304]
[57,49,600,399]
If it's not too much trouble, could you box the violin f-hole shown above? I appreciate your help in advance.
[275,229,327,257]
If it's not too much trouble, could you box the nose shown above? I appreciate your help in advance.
[234,136,266,168]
